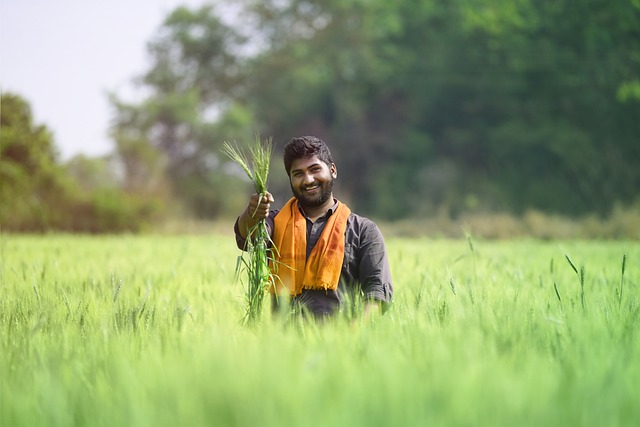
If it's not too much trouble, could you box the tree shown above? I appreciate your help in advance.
[109,5,254,218]
[1,92,162,232]
[0,91,74,230]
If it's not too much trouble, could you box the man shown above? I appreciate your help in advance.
[234,136,393,318]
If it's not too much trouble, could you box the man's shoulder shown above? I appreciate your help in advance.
[346,211,382,235]
[347,211,373,223]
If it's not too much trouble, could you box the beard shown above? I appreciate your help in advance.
[291,177,334,209]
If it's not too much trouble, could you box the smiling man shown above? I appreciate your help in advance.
[234,136,393,318]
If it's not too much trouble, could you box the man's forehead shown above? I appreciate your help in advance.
[290,155,325,170]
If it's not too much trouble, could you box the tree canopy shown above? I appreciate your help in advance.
[1,92,160,232]
[110,0,640,220]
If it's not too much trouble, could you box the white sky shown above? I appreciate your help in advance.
[1,0,211,160]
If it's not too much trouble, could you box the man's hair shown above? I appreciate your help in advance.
[283,136,334,176]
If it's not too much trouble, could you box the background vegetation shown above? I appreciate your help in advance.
[1,93,161,233]
[2,0,639,235]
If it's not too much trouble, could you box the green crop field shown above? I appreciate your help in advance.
[1,234,638,427]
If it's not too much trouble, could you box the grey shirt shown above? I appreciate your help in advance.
[234,200,393,317]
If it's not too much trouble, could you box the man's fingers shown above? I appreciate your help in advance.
[248,193,271,218]
[259,192,274,204]
[247,192,274,219]
[259,193,274,207]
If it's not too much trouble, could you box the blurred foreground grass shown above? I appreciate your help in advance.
[1,234,638,427]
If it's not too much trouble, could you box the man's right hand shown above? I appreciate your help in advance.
[237,192,274,239]
[247,192,274,220]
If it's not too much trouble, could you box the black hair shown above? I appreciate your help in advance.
[283,136,334,176]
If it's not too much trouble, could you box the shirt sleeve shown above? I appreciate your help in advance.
[233,210,277,250]
[356,219,394,306]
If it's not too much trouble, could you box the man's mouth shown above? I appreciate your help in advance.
[303,184,320,192]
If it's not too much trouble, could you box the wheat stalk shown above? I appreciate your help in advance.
[619,253,627,307]
[565,254,585,313]
[222,136,275,325]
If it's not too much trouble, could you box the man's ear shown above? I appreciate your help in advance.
[331,163,337,178]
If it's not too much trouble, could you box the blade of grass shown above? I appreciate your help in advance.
[619,253,627,307]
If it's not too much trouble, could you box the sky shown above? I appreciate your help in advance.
[1,0,210,160]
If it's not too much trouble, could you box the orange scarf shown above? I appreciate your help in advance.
[270,197,351,296]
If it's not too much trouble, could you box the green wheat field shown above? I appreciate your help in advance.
[1,233,638,427]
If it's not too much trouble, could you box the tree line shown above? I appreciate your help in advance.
[3,0,639,232]
[110,0,640,219]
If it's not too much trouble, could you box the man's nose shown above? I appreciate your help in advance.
[302,172,314,184]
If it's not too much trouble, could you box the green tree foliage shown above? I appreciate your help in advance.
[243,0,640,218]
[109,5,254,218]
[1,92,160,232]
[1,92,74,230]
[111,0,640,220]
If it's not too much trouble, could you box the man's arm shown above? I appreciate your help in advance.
[357,219,394,311]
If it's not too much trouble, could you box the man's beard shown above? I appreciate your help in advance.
[292,177,334,209]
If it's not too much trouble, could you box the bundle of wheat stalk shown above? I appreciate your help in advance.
[222,136,275,325]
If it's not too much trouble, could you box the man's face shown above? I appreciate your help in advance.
[289,155,336,209]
